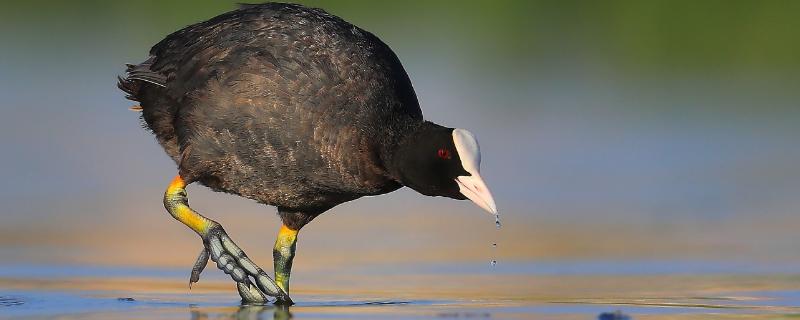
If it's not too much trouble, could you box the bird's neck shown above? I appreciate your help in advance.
[381,120,445,184]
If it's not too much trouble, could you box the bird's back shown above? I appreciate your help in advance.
[119,3,422,210]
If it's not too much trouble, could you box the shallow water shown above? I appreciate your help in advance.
[1,263,800,319]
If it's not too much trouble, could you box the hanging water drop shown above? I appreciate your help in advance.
[490,215,501,269]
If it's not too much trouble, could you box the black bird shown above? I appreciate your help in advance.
[118,3,496,305]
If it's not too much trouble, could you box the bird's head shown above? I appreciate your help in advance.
[393,124,497,214]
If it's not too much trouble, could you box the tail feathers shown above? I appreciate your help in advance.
[118,56,167,102]
[117,75,141,101]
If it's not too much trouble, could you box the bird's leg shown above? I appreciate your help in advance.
[163,175,291,304]
[273,224,299,303]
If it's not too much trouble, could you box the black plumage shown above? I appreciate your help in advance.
[120,3,498,304]
[119,3,464,229]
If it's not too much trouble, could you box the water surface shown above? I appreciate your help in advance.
[2,263,800,319]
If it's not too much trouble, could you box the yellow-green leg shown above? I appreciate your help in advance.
[164,176,216,235]
[163,175,291,304]
[273,224,299,296]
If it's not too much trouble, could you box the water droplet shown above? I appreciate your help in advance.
[490,260,497,267]
[494,214,501,229]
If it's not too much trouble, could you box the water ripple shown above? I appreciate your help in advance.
[0,296,24,307]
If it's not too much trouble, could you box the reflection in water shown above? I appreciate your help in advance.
[598,311,631,320]
[190,304,292,320]
[0,296,25,307]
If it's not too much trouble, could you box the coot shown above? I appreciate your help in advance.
[119,3,496,304]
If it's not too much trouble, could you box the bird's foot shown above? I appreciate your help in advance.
[190,224,292,305]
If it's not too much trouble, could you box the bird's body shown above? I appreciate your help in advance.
[123,3,425,227]
[119,2,496,304]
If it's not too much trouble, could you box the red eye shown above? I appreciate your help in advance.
[437,148,451,159]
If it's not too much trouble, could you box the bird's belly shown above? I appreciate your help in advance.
[199,169,400,211]
[185,123,399,210]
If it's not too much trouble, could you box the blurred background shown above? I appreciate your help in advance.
[1,0,799,282]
